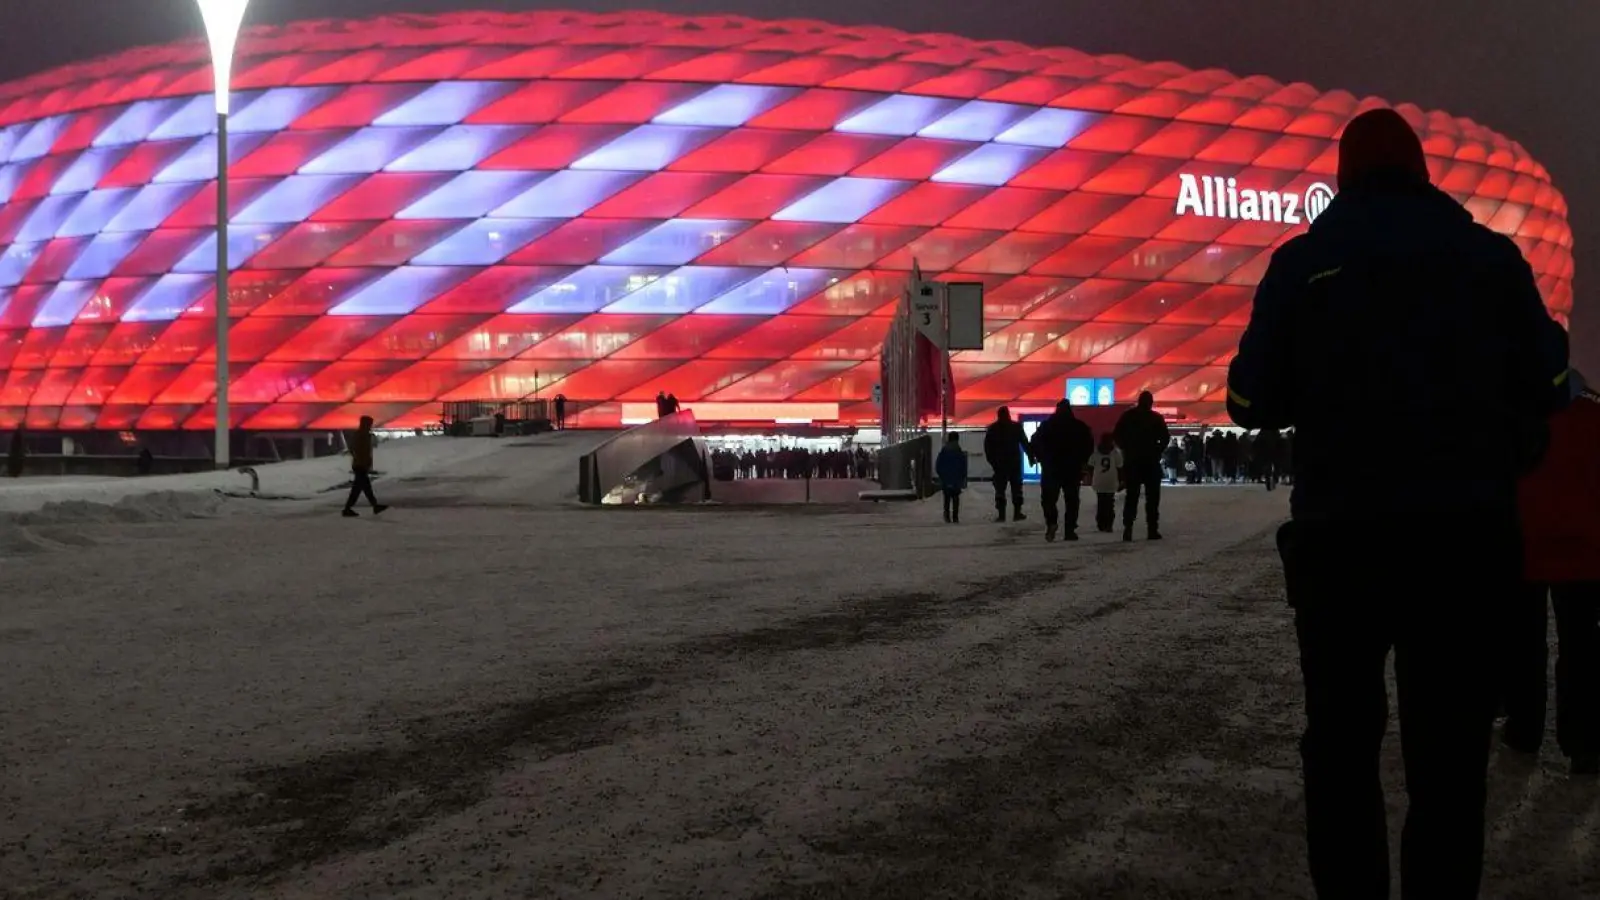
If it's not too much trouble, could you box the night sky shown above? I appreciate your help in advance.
[2,0,1592,367]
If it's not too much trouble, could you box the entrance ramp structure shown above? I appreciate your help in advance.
[578,411,712,505]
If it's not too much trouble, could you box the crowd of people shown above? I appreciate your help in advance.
[709,446,876,481]
[1161,427,1293,487]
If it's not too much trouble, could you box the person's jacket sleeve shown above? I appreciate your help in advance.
[1498,239,1571,417]
[1228,247,1300,431]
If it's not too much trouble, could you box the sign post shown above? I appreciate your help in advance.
[910,281,947,441]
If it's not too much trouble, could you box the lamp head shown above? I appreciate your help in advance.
[197,0,251,115]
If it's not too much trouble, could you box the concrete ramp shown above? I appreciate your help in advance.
[578,412,711,505]
[376,430,619,508]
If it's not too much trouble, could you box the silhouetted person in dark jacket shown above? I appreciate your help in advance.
[1228,108,1570,899]
[935,433,968,524]
[1031,399,1094,542]
[1256,428,1281,491]
[343,416,388,518]
[554,393,568,430]
[984,406,1031,522]
[1113,391,1169,541]
[6,423,24,478]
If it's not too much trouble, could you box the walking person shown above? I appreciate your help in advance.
[6,423,25,478]
[1031,399,1094,542]
[983,406,1031,523]
[342,416,389,518]
[1503,369,1600,776]
[1228,107,1570,898]
[554,393,567,430]
[1257,428,1281,490]
[1088,433,1123,533]
[1114,391,1169,541]
[935,432,968,524]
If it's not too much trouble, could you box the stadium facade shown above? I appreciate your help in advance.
[0,11,1574,433]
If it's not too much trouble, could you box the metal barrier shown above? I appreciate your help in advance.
[577,410,711,505]
[876,434,936,498]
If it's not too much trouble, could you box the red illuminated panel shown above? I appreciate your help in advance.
[693,221,840,267]
[608,315,760,359]
[291,84,426,129]
[356,360,496,402]
[668,129,813,173]
[432,315,582,360]
[322,222,463,268]
[523,314,675,359]
[259,317,390,362]
[51,324,116,368]
[584,172,738,219]
[762,133,899,175]
[310,173,455,222]
[479,124,629,169]
[862,183,988,227]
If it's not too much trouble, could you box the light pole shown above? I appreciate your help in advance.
[198,0,249,469]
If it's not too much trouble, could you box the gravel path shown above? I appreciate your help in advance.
[0,470,1593,899]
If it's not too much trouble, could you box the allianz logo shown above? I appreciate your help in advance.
[1175,173,1336,225]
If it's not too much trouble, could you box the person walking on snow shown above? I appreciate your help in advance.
[935,432,968,524]
[1088,433,1123,533]
[1031,399,1095,542]
[6,423,24,478]
[984,406,1032,522]
[1114,391,1169,541]
[1227,107,1569,899]
[343,416,388,518]
[1502,369,1600,777]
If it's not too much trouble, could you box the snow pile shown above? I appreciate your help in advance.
[0,433,601,516]
[0,491,224,556]
[12,491,220,526]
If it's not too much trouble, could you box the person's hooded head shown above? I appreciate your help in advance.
[359,415,374,431]
[1055,398,1075,418]
[1137,391,1155,411]
[1338,108,1430,192]
[996,405,1012,423]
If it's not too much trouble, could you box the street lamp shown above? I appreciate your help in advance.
[198,0,249,469]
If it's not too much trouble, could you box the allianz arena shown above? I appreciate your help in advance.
[0,10,1574,433]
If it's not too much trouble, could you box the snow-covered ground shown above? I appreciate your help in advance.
[0,442,1592,899]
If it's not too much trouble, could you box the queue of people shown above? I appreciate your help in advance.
[1228,107,1579,898]
[710,446,876,481]
[1160,428,1293,488]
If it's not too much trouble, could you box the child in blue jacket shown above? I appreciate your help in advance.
[935,433,969,523]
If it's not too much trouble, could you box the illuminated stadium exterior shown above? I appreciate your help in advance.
[0,11,1574,433]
